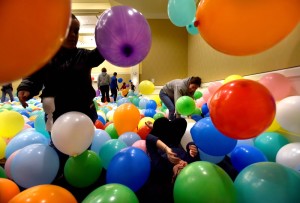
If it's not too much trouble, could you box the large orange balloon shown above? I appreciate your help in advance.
[196,0,300,56]
[113,103,140,135]
[209,79,276,139]
[9,184,77,203]
[0,178,20,203]
[0,0,71,83]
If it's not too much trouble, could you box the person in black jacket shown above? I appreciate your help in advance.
[1,83,14,102]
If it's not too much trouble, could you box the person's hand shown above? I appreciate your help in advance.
[145,121,153,129]
[189,144,198,157]
[165,147,181,164]
[18,90,30,108]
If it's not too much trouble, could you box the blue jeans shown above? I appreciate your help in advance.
[159,90,175,121]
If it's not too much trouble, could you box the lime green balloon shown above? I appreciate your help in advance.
[192,108,202,115]
[2,104,13,110]
[105,123,119,139]
[254,132,289,161]
[194,91,203,100]
[234,162,300,203]
[153,112,165,120]
[0,166,6,178]
[174,161,237,203]
[64,150,102,188]
[83,183,139,203]
[175,96,196,116]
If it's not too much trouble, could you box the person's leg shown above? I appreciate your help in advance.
[112,88,117,102]
[1,91,5,102]
[105,85,110,102]
[99,86,105,102]
[7,90,14,101]
[159,90,175,121]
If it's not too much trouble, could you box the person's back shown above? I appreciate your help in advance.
[110,72,118,101]
[97,67,110,103]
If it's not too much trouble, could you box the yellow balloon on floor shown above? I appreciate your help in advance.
[139,80,155,95]
[223,75,243,84]
[138,117,155,129]
[0,111,24,138]
[0,138,6,159]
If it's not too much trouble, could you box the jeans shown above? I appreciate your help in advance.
[159,90,175,121]
[1,90,14,102]
[100,85,110,102]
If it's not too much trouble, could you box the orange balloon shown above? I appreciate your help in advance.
[196,0,300,56]
[0,0,71,83]
[0,178,20,203]
[113,103,140,135]
[9,184,77,203]
[209,79,276,139]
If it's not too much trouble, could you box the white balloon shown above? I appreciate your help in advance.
[276,142,300,172]
[51,111,95,156]
[276,96,300,134]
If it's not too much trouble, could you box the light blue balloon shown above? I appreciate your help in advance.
[5,130,50,158]
[186,19,199,35]
[168,0,196,27]
[118,132,141,146]
[91,129,111,154]
[11,144,59,188]
[139,98,149,109]
[34,113,50,139]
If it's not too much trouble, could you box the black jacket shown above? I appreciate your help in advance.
[17,47,104,121]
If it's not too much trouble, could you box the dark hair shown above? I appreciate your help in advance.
[102,67,107,72]
[189,76,202,86]
[113,72,117,76]
[71,14,78,20]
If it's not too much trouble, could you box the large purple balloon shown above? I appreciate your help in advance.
[95,6,152,67]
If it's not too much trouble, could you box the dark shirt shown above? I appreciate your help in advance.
[1,83,13,91]
[17,47,104,121]
[110,75,118,89]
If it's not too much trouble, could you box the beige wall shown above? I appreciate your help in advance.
[188,23,300,83]
[140,19,188,85]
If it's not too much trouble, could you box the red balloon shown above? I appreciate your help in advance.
[209,79,276,139]
[137,125,152,140]
[95,120,105,130]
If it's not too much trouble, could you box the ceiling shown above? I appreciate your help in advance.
[72,0,170,47]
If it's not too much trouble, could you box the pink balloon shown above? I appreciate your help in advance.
[4,149,20,179]
[208,81,222,95]
[196,98,206,108]
[202,89,211,102]
[258,73,293,101]
[132,140,147,153]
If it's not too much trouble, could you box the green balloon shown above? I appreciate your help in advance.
[194,91,203,100]
[175,96,196,116]
[254,132,289,161]
[83,183,139,203]
[0,166,7,178]
[64,150,102,188]
[234,162,300,203]
[153,112,165,120]
[192,108,202,115]
[174,161,237,203]
[105,123,119,139]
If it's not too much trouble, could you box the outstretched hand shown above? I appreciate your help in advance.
[17,90,30,108]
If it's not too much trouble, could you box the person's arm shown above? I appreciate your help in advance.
[86,48,105,68]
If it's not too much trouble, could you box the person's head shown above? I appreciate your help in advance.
[113,72,117,76]
[102,67,107,72]
[62,14,80,49]
[188,76,202,93]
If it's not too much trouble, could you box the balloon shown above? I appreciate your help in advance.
[168,0,196,27]
[144,108,156,118]
[0,166,6,178]
[254,132,289,162]
[4,149,20,179]
[186,19,199,35]
[276,96,300,134]
[153,112,165,120]
[223,75,243,84]
[191,117,237,156]
[266,118,281,132]
[132,140,147,152]
[180,121,195,150]
[64,150,102,188]
[118,132,141,146]
[91,129,111,154]
[106,147,151,192]
[207,81,222,95]
[193,91,202,100]
[105,123,119,139]
[199,150,225,164]
[99,139,127,169]
[258,73,293,101]
[0,178,20,203]
[175,96,196,116]
[113,103,140,135]
[0,138,6,159]
[34,113,50,138]
[139,80,155,95]
[11,144,59,188]
[230,145,268,172]
[95,6,151,67]
[209,79,276,139]
[0,111,24,138]
[234,162,300,203]
[138,117,154,129]
[174,161,236,203]
[82,183,139,203]
[51,111,95,156]
[118,78,123,83]
[195,0,300,56]
[9,184,77,203]
[145,100,157,110]
[276,142,300,171]
[0,0,71,83]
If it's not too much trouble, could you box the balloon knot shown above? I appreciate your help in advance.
[194,20,199,27]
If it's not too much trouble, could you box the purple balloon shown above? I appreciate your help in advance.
[95,6,152,67]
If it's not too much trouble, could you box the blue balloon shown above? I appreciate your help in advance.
[231,145,268,172]
[26,120,35,128]
[146,100,157,110]
[139,98,149,109]
[11,144,59,188]
[5,130,50,158]
[200,149,225,164]
[106,147,151,191]
[186,18,199,35]
[91,129,111,154]
[191,117,237,156]
[144,109,156,118]
[118,132,141,146]
[18,110,30,117]
[191,114,203,122]
[118,78,123,83]
[97,115,106,125]
[168,0,196,27]
[201,103,209,115]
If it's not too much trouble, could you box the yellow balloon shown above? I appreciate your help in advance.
[138,117,155,129]
[0,111,24,138]
[139,80,155,95]
[266,118,281,132]
[223,75,243,84]
[29,115,38,121]
[0,138,6,159]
